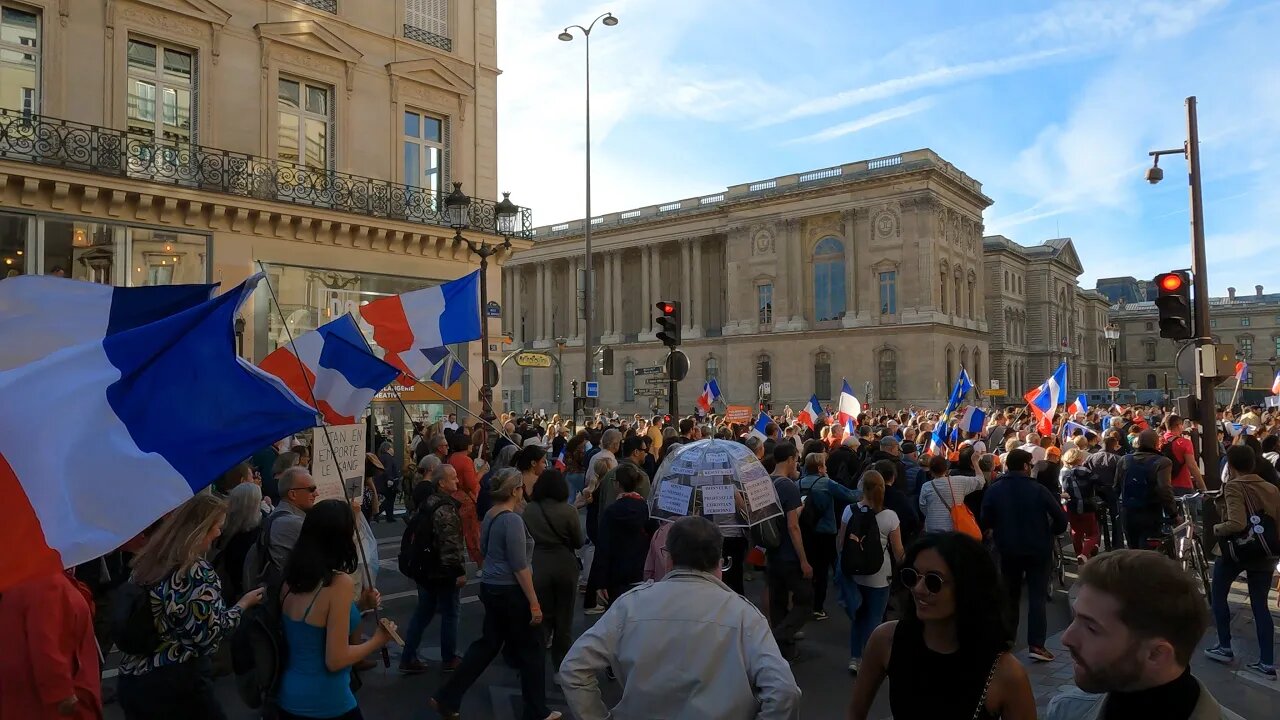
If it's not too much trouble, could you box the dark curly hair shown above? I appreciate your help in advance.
[898,532,1010,661]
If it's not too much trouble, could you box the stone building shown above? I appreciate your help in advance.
[502,149,992,413]
[0,0,529,429]
[982,236,1111,402]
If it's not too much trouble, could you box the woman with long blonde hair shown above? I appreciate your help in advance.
[117,494,266,719]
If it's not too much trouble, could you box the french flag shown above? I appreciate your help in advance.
[431,351,465,389]
[1066,394,1088,417]
[957,406,986,434]
[696,378,722,415]
[359,271,481,381]
[1271,370,1280,395]
[748,413,771,442]
[259,315,401,426]
[1235,360,1248,383]
[1024,361,1068,436]
[0,275,215,372]
[796,394,824,429]
[1063,420,1090,437]
[836,379,861,428]
[0,275,318,591]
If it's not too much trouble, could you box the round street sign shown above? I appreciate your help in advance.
[1107,376,1121,390]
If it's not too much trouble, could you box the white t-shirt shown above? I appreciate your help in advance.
[841,503,900,589]
[1021,443,1047,465]
[919,475,985,533]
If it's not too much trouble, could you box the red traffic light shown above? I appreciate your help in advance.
[658,302,675,314]
[1157,273,1184,293]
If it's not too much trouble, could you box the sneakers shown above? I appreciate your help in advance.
[1203,645,1235,664]
[441,656,462,673]
[1245,662,1276,679]
[584,605,606,615]
[848,657,860,674]
[398,658,428,675]
[1028,646,1055,662]
[812,610,829,621]
[428,698,460,720]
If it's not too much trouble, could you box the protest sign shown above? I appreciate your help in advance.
[312,423,367,502]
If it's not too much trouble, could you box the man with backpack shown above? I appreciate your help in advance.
[399,464,468,674]
[765,442,813,661]
[797,452,858,621]
[1161,415,1207,526]
[1114,430,1176,550]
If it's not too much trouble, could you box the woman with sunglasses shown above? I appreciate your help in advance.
[847,532,1036,720]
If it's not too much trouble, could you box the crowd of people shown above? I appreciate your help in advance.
[2,399,1278,719]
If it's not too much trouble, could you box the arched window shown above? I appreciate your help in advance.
[960,347,970,376]
[1006,360,1012,389]
[945,346,954,387]
[879,349,897,400]
[1004,270,1009,292]
[940,270,949,313]
[973,349,982,391]
[813,237,846,322]
[967,273,976,320]
[1146,373,1157,390]
[521,367,532,404]
[954,269,963,319]
[814,351,832,401]
[705,356,719,382]
[624,360,635,401]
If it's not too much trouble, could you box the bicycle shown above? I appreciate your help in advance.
[1148,492,1212,597]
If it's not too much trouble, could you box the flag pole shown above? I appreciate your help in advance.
[1226,374,1243,415]
[254,263,393,664]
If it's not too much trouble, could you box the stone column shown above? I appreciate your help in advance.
[611,250,624,336]
[689,237,704,337]
[639,246,655,341]
[502,267,514,338]
[791,220,806,328]
[535,262,548,345]
[842,209,859,327]
[569,256,581,341]
[650,243,663,305]
[772,221,791,323]
[681,239,693,332]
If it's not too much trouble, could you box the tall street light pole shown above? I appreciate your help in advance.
[1105,323,1119,405]
[1146,96,1218,489]
[560,11,618,389]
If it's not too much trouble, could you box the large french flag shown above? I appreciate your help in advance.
[259,314,400,425]
[747,413,771,442]
[836,379,861,427]
[1024,362,1068,436]
[796,395,824,430]
[0,275,319,591]
[0,275,215,371]
[359,272,481,380]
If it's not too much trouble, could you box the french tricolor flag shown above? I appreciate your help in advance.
[259,314,401,426]
[696,378,721,415]
[1066,394,1088,417]
[359,271,481,381]
[796,394,824,429]
[0,275,318,591]
[1024,361,1068,436]
[1271,370,1280,396]
[836,379,861,428]
[748,413,771,442]
[957,406,986,434]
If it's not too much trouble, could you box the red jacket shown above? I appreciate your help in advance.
[0,571,102,720]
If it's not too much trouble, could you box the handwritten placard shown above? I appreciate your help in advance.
[700,484,736,516]
[313,423,367,503]
[656,482,694,516]
[705,451,729,464]
[743,477,776,513]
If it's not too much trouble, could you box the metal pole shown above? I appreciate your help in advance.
[476,242,495,423]
[1187,96,1220,490]
[667,349,677,418]
[582,31,594,387]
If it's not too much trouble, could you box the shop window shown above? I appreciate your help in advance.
[43,220,123,284]
[128,229,206,286]
[0,5,39,115]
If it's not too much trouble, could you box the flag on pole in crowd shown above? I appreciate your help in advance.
[0,274,319,592]
[430,351,465,389]
[1234,360,1248,382]
[796,395,824,429]
[358,271,481,382]
[957,406,986,434]
[1024,361,1068,436]
[748,413,771,442]
[259,314,400,425]
[1063,420,1090,437]
[1272,370,1280,395]
[1066,394,1088,417]
[929,369,974,451]
[836,379,862,428]
[696,378,722,415]
[0,275,216,372]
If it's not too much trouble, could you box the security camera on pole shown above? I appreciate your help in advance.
[655,301,688,417]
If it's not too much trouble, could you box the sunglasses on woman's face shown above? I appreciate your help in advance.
[899,567,947,594]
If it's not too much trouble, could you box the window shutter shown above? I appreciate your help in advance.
[407,0,448,37]
[441,116,450,192]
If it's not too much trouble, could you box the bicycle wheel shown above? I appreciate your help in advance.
[1188,538,1212,596]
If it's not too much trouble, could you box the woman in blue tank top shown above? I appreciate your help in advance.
[277,499,397,719]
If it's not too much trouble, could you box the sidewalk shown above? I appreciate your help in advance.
[1018,585,1279,719]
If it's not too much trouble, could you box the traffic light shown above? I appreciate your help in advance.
[655,300,682,348]
[600,347,614,376]
[1154,271,1192,340]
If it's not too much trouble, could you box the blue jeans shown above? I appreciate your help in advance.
[1211,555,1275,666]
[840,573,890,660]
[403,582,460,663]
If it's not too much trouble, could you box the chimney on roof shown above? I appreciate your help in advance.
[1257,285,1264,298]
[1228,287,1236,301]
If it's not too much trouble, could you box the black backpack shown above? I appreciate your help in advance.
[1160,438,1186,480]
[398,498,444,585]
[1121,456,1161,510]
[231,592,287,710]
[840,504,885,576]
[798,477,827,536]
[110,581,161,656]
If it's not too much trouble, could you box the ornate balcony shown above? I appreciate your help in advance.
[403,24,452,52]
[298,0,338,13]
[0,109,531,237]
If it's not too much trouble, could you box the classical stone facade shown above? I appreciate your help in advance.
[502,150,992,413]
[0,0,527,426]
[983,236,1111,403]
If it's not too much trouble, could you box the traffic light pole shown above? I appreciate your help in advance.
[1186,97,1220,491]
[667,348,677,419]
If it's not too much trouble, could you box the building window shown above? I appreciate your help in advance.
[405,0,451,51]
[812,237,846,322]
[1145,321,1153,331]
[1146,373,1157,390]
[1239,336,1253,359]
[0,5,38,115]
[126,40,195,145]
[879,271,897,315]
[623,360,634,401]
[814,351,831,401]
[757,282,773,326]
[403,110,445,197]
[1144,342,1156,362]
[1003,271,1009,292]
[1240,317,1251,327]
[1210,318,1218,328]
[945,347,954,388]
[756,356,771,386]
[705,356,718,382]
[940,270,948,313]
[521,367,531,404]
[278,77,331,169]
[954,272,963,318]
[967,277,975,320]
[973,350,982,389]
[1274,336,1280,357]
[878,349,897,400]
[1246,371,1255,386]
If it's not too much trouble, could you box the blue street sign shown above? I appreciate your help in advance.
[485,300,502,317]
[585,381,599,398]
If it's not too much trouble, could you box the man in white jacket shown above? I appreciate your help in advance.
[560,516,801,720]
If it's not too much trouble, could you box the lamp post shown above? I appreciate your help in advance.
[1145,96,1218,489]
[1105,323,1120,404]
[446,182,517,424]
[559,11,618,390]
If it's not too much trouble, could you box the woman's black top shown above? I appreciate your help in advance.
[887,620,1000,720]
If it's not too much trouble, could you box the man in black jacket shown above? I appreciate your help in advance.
[826,435,860,489]
[872,458,921,548]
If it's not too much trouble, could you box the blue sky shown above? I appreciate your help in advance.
[496,0,1278,295]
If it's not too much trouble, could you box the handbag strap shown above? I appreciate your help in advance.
[944,475,960,509]
[535,501,573,548]
[972,652,1003,720]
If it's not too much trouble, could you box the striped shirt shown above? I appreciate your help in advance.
[919,475,985,533]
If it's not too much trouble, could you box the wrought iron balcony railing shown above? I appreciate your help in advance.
[298,0,338,12]
[0,109,532,237]
[403,25,452,52]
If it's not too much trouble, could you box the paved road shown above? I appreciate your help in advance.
[102,511,1275,719]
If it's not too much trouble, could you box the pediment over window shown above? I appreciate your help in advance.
[257,20,363,89]
[387,58,474,97]
[125,0,231,25]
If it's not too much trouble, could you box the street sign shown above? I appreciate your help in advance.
[634,387,667,397]
[645,376,670,385]
[1107,376,1121,390]
[634,365,665,376]
[585,381,599,398]
[759,382,771,395]
[982,388,1007,397]
[665,350,689,382]
[485,300,502,317]
[514,352,552,368]
[990,379,1001,390]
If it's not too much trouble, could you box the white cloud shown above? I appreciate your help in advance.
[783,96,937,145]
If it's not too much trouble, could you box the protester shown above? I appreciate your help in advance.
[839,470,904,673]
[847,532,1036,719]
[874,458,921,547]
[797,451,858,620]
[1048,551,1221,719]
[522,469,585,670]
[447,433,482,567]
[582,428,621,614]
[375,440,401,524]
[277,500,396,720]
[0,569,101,719]
[215,482,265,602]
[560,516,800,719]
[1114,429,1175,549]
[267,467,319,573]
[515,444,548,500]
[1204,445,1280,678]
[981,448,1068,662]
[919,454,983,534]
[1059,447,1101,562]
[431,468,559,720]
[766,442,813,661]
[1083,431,1124,550]
[117,494,265,719]
[597,463,658,603]
[399,464,467,675]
